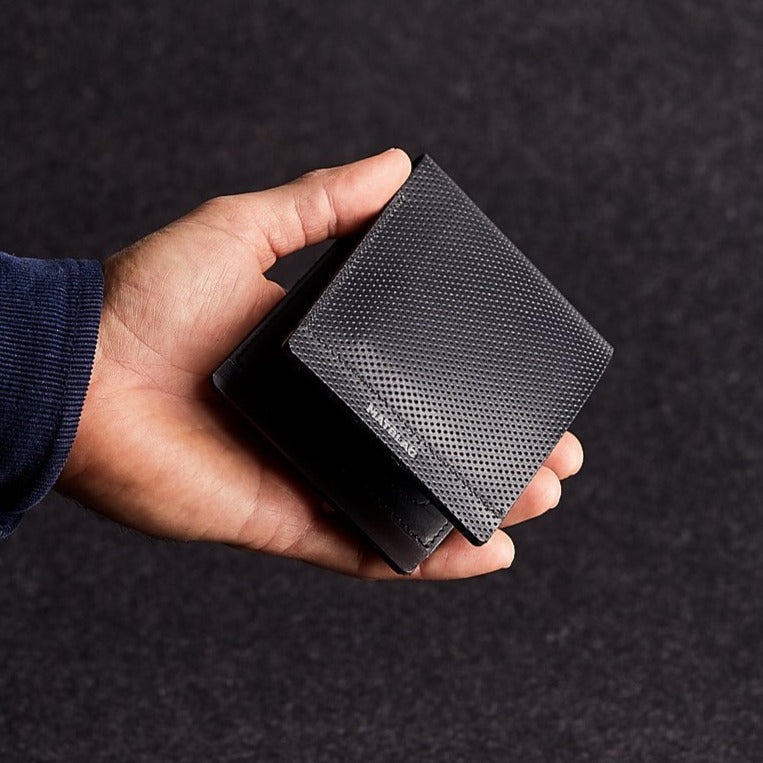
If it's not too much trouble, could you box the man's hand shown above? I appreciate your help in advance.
[57,149,584,579]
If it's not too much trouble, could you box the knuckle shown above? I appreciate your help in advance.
[200,194,234,217]
[259,199,299,256]
[264,516,313,557]
[197,194,248,231]
[298,167,325,182]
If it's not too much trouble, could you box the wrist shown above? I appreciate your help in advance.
[56,321,104,497]
[56,250,119,500]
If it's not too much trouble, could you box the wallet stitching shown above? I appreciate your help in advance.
[391,509,450,551]
[393,491,452,549]
[303,321,502,522]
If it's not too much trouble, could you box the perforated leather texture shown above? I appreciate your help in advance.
[289,155,613,543]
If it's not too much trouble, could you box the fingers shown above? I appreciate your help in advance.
[237,432,581,579]
[413,530,515,580]
[500,432,584,526]
[501,466,560,527]
[266,517,515,582]
[209,148,412,270]
[336,527,515,581]
[544,431,584,479]
[246,461,515,581]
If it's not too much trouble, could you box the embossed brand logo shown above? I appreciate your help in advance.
[366,402,418,458]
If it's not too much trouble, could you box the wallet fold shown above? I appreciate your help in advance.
[288,155,613,544]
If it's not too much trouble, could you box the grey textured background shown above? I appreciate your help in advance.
[1,2,761,761]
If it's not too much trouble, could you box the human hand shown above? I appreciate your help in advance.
[57,149,584,579]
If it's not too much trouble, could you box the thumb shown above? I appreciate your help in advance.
[207,148,412,271]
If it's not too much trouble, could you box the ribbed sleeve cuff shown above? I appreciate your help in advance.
[0,255,104,538]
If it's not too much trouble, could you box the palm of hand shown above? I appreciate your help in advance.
[58,151,582,579]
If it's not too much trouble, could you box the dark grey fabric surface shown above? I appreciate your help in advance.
[1,2,761,761]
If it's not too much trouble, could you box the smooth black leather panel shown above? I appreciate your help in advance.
[289,155,613,543]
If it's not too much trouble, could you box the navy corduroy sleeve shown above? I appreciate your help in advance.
[0,252,104,537]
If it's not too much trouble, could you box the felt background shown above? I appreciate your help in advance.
[1,2,761,760]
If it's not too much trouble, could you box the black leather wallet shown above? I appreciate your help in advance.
[213,155,613,573]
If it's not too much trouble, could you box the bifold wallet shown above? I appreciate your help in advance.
[213,154,613,573]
